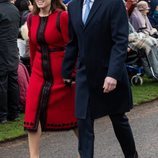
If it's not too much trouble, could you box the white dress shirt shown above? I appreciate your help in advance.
[82,0,94,22]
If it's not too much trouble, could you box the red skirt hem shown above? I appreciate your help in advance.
[24,121,77,132]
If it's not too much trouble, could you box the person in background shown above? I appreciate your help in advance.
[17,0,33,72]
[130,1,158,36]
[149,5,158,29]
[16,0,33,26]
[0,0,20,123]
[15,0,33,9]
[147,0,158,18]
[24,0,78,157]
[62,0,138,157]
[126,0,138,16]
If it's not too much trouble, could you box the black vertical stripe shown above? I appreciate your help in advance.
[33,16,54,131]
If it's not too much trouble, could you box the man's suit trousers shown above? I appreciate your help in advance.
[0,70,19,120]
[78,109,137,158]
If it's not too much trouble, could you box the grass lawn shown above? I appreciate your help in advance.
[0,114,26,142]
[132,78,158,105]
[0,78,158,142]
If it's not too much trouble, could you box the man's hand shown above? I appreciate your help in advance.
[103,77,117,93]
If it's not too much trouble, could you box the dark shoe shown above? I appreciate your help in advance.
[134,151,138,158]
[125,151,138,158]
[0,118,7,124]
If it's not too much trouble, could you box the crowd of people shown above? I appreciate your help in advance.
[127,0,158,80]
[0,0,158,158]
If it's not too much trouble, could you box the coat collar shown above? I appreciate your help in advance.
[77,0,103,29]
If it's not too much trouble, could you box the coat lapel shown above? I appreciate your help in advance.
[76,0,84,29]
[84,0,103,29]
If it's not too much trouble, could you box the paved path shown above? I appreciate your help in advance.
[0,100,158,158]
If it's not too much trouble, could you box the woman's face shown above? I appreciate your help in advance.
[35,0,52,9]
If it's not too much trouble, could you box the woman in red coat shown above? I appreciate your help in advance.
[24,0,77,157]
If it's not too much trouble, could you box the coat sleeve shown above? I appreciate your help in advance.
[107,0,129,81]
[60,11,69,44]
[27,15,36,68]
[62,4,78,79]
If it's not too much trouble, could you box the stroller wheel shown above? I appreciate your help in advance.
[131,75,143,86]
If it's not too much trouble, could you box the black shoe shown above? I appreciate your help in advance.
[0,118,7,124]
[125,151,138,158]
[134,151,138,158]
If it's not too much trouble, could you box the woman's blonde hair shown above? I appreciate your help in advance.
[32,0,66,14]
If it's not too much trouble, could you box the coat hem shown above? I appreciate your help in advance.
[24,125,77,132]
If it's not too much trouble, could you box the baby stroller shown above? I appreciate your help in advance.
[126,50,144,85]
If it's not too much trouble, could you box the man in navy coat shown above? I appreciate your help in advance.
[62,0,138,157]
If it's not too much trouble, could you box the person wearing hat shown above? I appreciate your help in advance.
[130,0,158,36]
[149,4,158,30]
[137,1,150,14]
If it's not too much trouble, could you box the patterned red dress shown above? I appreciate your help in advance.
[24,10,77,131]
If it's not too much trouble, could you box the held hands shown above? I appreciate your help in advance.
[63,78,75,87]
[103,77,117,93]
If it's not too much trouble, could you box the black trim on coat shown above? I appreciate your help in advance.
[33,16,53,131]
